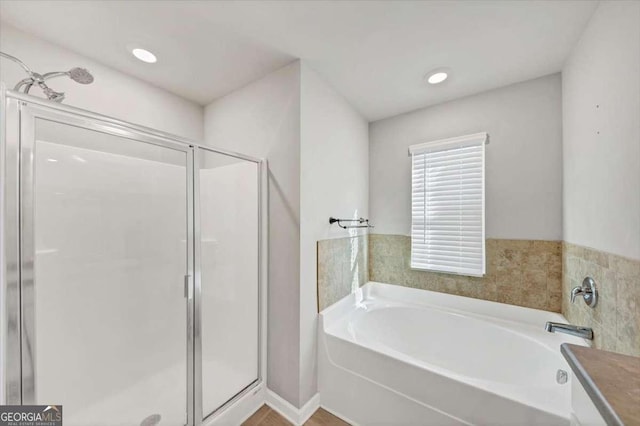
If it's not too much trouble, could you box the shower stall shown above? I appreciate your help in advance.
[0,89,266,425]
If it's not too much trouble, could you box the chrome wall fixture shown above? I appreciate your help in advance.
[329,217,374,229]
[543,276,598,340]
[0,89,266,425]
[0,51,94,103]
[544,322,594,340]
[571,276,598,308]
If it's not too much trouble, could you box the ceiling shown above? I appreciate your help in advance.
[0,0,598,121]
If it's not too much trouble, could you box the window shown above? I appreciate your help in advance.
[409,132,486,276]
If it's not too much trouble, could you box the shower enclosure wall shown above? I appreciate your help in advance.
[0,89,266,426]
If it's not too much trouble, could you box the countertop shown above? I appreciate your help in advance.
[561,343,640,426]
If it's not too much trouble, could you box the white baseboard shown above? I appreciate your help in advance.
[266,390,320,426]
[299,393,321,424]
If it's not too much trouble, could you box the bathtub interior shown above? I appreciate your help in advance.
[320,281,590,421]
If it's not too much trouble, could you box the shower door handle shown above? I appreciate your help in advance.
[184,275,193,299]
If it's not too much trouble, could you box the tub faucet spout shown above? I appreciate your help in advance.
[545,322,593,340]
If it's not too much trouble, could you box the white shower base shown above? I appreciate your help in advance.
[66,359,259,426]
[319,282,589,425]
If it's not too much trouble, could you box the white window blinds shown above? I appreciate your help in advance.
[409,132,486,276]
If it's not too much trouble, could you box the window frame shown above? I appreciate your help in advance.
[408,132,487,277]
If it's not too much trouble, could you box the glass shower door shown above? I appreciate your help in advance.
[20,114,192,426]
[196,148,259,419]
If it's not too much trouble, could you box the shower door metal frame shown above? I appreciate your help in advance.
[11,96,196,425]
[1,89,267,426]
[193,145,265,424]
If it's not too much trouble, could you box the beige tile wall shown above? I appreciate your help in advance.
[316,236,640,355]
[317,235,368,311]
[368,235,562,312]
[562,242,640,356]
[317,233,562,312]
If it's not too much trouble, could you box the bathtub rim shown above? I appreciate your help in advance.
[322,281,591,341]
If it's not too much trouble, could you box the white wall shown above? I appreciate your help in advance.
[0,24,203,140]
[562,1,640,260]
[204,61,368,409]
[299,64,368,405]
[369,74,563,240]
[204,62,301,406]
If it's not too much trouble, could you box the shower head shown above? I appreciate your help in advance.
[68,67,94,84]
[42,68,94,85]
[1,50,94,102]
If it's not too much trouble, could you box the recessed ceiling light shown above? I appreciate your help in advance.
[427,71,448,85]
[132,48,157,64]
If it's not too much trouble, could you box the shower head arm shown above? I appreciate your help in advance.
[0,51,34,76]
[14,77,65,102]
[41,71,71,81]
[14,78,35,92]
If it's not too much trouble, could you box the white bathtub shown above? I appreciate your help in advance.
[318,282,590,425]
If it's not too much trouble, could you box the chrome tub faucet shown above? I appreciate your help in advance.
[543,276,598,340]
[545,322,594,340]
